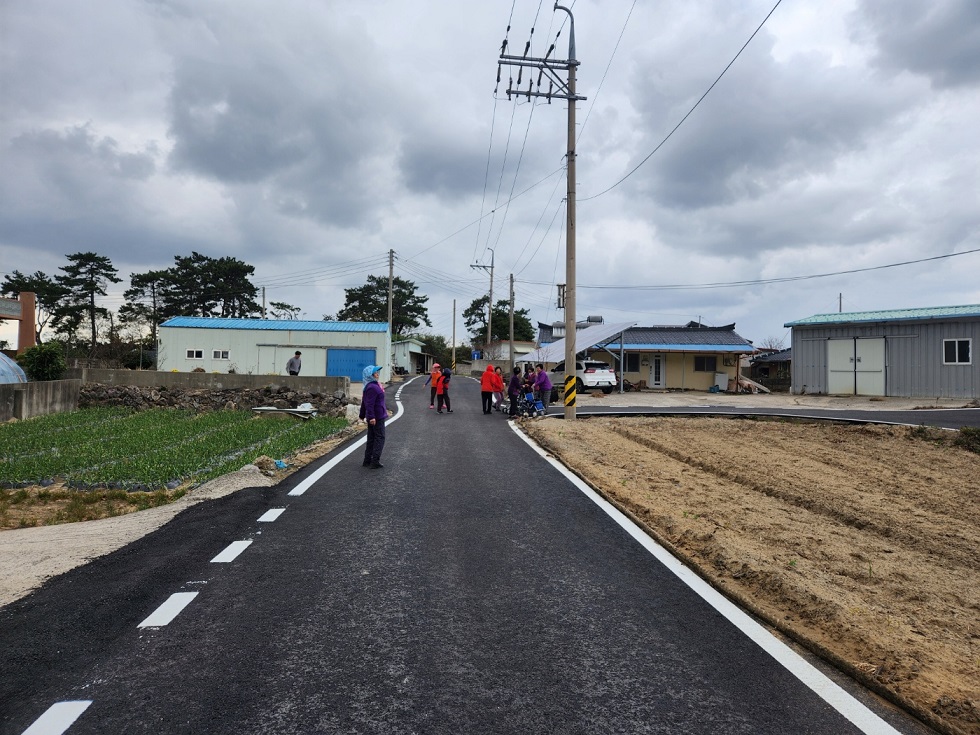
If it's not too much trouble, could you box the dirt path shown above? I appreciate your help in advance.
[523,415,980,735]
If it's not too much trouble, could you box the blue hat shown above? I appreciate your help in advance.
[362,364,382,382]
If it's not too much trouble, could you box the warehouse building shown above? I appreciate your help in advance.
[784,305,979,398]
[157,317,390,382]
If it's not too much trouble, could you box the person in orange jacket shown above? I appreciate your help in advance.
[480,364,497,414]
[424,363,441,409]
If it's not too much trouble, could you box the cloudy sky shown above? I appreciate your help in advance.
[2,0,979,350]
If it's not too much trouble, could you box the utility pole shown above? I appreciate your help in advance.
[509,273,515,373]
[387,249,394,336]
[470,248,494,359]
[452,299,457,372]
[498,4,585,419]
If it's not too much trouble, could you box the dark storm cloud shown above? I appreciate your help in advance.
[624,38,910,211]
[857,0,980,89]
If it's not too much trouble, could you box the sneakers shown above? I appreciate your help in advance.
[362,459,371,466]
[437,410,443,414]
[429,404,434,409]
[369,462,384,469]
[446,410,453,413]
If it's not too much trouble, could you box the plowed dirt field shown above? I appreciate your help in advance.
[523,415,979,735]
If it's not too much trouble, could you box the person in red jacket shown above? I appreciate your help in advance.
[480,364,497,414]
[435,365,453,413]
[492,365,506,411]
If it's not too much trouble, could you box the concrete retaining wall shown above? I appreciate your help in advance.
[0,380,81,421]
[65,368,349,397]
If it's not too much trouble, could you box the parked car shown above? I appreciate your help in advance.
[551,360,617,394]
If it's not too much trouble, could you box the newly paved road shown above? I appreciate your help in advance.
[1,378,942,734]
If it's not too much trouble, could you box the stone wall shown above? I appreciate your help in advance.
[79,384,352,417]
[66,367,349,397]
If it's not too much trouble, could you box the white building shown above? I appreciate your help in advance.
[158,317,390,381]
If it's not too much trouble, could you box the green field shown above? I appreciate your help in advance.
[0,407,349,490]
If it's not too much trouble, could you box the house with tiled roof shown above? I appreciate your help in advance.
[535,319,754,391]
[784,304,979,398]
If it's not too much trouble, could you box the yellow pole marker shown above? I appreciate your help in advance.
[564,375,576,407]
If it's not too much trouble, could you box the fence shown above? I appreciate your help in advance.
[0,380,81,422]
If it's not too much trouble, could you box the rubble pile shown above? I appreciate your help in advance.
[79,383,351,418]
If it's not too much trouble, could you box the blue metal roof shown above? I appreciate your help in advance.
[785,304,980,327]
[160,317,388,332]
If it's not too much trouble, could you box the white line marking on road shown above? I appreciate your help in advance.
[288,394,404,496]
[137,591,198,628]
[511,423,902,735]
[257,508,285,522]
[20,701,92,735]
[210,539,252,563]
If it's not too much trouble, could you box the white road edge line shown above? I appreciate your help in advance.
[210,539,253,563]
[510,422,902,735]
[20,701,92,735]
[137,591,199,628]
[257,508,286,522]
[288,392,405,496]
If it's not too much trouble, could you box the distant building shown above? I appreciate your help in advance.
[535,319,754,391]
[391,337,429,375]
[158,317,390,381]
[785,305,979,398]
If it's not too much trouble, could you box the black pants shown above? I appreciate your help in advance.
[288,371,299,376]
[429,387,437,406]
[364,420,386,463]
[509,393,518,416]
[437,390,451,412]
[481,391,493,414]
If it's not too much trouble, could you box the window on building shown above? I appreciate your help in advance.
[625,353,640,372]
[943,339,972,365]
[694,356,717,372]
[212,350,230,360]
[186,349,203,359]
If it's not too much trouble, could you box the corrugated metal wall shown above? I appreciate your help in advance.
[790,318,979,398]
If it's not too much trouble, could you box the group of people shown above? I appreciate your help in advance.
[424,363,454,413]
[483,363,552,417]
[360,360,555,470]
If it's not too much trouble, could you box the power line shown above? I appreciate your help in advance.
[518,247,980,291]
[581,0,783,202]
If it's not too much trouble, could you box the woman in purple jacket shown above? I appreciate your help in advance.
[532,363,553,413]
[507,366,523,417]
[360,365,389,469]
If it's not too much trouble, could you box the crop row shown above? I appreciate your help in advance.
[0,409,348,488]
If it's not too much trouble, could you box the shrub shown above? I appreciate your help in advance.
[17,342,67,381]
[954,427,980,455]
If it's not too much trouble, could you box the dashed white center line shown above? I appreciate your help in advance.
[257,508,286,522]
[137,592,198,628]
[20,701,92,735]
[210,539,253,563]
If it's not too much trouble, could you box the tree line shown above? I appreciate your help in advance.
[1,252,536,366]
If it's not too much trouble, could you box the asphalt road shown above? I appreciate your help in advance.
[1,377,942,735]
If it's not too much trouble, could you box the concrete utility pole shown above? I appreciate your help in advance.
[470,248,494,358]
[509,273,515,373]
[498,4,585,419]
[387,249,394,338]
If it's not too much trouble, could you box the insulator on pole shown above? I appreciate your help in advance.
[517,67,523,85]
[497,65,502,84]
[523,40,531,57]
[537,69,544,87]
[546,43,556,60]
[501,39,508,55]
